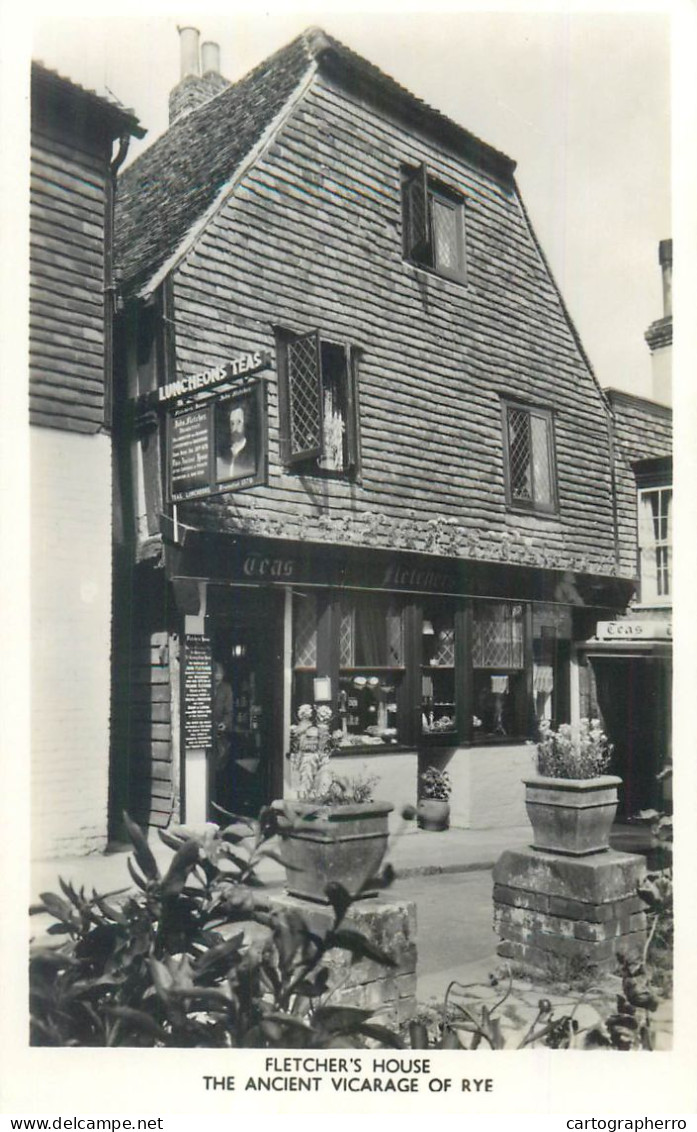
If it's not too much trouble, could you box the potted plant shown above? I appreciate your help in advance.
[417,766,452,832]
[274,704,393,903]
[524,718,620,856]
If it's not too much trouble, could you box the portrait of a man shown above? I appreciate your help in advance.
[214,390,258,485]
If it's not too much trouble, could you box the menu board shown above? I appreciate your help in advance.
[184,634,213,748]
[171,407,211,500]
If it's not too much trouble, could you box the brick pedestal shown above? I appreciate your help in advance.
[269,893,417,1026]
[493,848,647,976]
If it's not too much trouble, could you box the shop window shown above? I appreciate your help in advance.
[337,595,404,748]
[421,605,457,738]
[292,591,318,714]
[291,591,404,750]
[472,602,528,739]
[532,603,572,728]
[276,329,360,476]
[638,487,672,603]
[402,163,466,283]
[502,402,557,514]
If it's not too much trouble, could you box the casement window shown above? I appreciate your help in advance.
[402,163,466,282]
[276,329,360,476]
[502,401,558,514]
[638,486,672,603]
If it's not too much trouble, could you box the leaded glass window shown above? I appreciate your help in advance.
[503,402,557,513]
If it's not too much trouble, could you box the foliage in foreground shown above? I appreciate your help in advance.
[405,954,663,1051]
[29,811,399,1048]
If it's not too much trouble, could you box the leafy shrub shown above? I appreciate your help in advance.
[532,718,612,779]
[29,812,400,1048]
[312,773,379,806]
[405,963,664,1051]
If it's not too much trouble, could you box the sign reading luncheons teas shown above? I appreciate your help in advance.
[166,354,269,502]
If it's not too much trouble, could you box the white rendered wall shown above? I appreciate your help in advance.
[31,428,112,858]
[651,345,672,407]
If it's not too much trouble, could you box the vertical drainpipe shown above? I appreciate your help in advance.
[104,132,132,429]
[605,397,621,590]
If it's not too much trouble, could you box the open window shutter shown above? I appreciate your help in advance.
[404,163,431,263]
[287,330,323,463]
[344,346,361,475]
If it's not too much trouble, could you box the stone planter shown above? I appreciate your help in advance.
[273,800,394,903]
[417,799,450,831]
[523,775,622,856]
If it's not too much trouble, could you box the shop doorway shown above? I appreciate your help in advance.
[589,655,671,818]
[208,588,285,819]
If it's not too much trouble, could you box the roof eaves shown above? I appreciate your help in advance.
[134,58,318,301]
[32,60,145,138]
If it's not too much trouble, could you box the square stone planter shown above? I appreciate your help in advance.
[273,800,394,903]
[523,775,622,856]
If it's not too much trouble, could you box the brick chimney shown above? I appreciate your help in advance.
[169,27,230,125]
[645,239,672,407]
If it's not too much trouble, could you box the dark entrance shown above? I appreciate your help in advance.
[589,654,671,818]
[208,586,285,819]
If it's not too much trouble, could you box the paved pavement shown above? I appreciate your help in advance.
[30,819,532,906]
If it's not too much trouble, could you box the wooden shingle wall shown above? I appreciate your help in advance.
[165,72,618,577]
[607,390,672,581]
[30,112,108,432]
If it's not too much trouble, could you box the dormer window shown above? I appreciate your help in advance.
[276,328,361,477]
[402,163,467,283]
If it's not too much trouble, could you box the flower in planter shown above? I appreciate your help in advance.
[419,765,452,801]
[289,704,377,804]
[532,718,613,779]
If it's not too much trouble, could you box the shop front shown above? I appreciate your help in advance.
[164,527,631,828]
[575,618,672,818]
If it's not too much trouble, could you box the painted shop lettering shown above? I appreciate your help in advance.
[597,620,672,640]
[243,554,294,579]
[382,564,453,591]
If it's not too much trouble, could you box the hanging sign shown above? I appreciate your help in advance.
[168,378,268,501]
[147,350,271,407]
[184,634,213,748]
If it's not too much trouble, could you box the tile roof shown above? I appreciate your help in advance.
[32,61,144,139]
[115,26,515,297]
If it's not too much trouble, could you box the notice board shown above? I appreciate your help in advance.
[184,634,213,748]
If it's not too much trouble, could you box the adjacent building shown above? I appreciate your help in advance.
[111,27,636,836]
[577,240,673,817]
[30,63,143,856]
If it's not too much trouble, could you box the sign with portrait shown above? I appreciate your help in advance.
[168,378,267,502]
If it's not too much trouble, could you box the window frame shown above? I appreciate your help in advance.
[402,163,467,284]
[637,484,672,605]
[275,327,361,479]
[501,399,559,515]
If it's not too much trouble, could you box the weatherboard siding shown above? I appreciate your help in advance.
[29,125,107,432]
[164,71,617,575]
